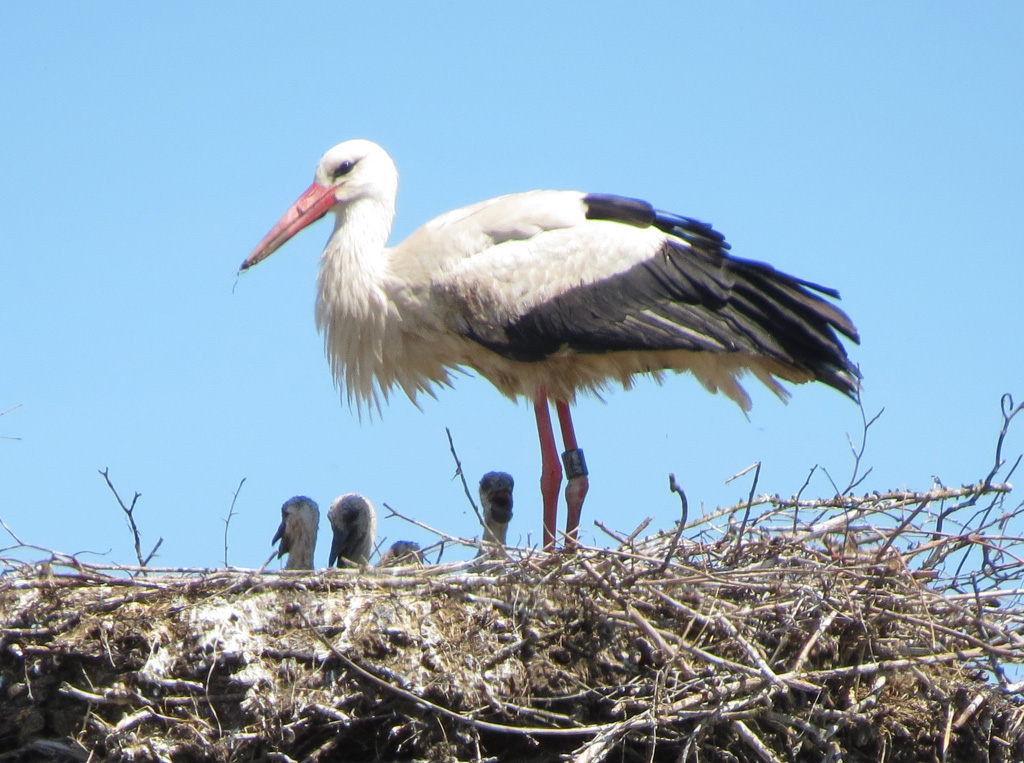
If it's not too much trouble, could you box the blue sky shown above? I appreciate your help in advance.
[2,3,1022,570]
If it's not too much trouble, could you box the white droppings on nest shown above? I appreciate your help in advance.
[333,592,372,647]
[191,594,278,691]
[193,596,272,657]
[138,634,176,681]
[5,587,40,618]
[334,591,438,686]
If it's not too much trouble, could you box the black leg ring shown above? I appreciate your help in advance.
[561,448,588,480]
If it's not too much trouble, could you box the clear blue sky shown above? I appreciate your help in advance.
[2,3,1022,570]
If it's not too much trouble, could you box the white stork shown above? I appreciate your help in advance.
[241,139,859,549]
[271,495,319,570]
[327,493,377,567]
[479,471,514,546]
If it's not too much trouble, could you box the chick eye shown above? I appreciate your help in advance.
[332,160,355,179]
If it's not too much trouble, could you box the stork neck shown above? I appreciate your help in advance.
[328,197,393,271]
[316,194,395,357]
[314,192,407,412]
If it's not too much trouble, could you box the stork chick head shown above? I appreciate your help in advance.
[271,495,320,570]
[327,492,378,568]
[479,471,515,549]
[378,540,424,567]
[479,471,514,525]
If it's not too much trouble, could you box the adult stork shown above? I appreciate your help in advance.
[327,493,377,567]
[271,496,319,570]
[241,139,859,549]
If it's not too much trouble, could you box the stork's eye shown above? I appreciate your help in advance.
[332,160,355,179]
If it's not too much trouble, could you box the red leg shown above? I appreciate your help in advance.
[533,388,562,550]
[555,400,589,546]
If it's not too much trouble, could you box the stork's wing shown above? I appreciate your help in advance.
[390,190,590,279]
[437,194,860,398]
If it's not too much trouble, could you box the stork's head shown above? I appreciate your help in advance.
[479,471,514,525]
[240,139,398,271]
[316,140,398,206]
[378,540,424,567]
[271,495,320,568]
[327,492,378,567]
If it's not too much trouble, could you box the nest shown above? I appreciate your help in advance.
[3,476,1024,763]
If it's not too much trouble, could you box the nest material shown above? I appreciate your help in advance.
[2,481,1024,763]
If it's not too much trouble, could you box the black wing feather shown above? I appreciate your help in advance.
[468,236,856,399]
[465,193,860,397]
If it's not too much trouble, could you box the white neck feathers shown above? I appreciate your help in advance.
[315,197,398,412]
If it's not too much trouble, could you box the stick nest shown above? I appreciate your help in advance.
[3,480,1024,763]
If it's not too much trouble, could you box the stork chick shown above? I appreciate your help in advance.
[378,540,424,567]
[479,471,514,546]
[328,493,377,567]
[271,496,319,570]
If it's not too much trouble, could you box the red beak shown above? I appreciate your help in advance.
[239,181,337,271]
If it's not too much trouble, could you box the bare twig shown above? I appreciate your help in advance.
[727,461,761,562]
[668,472,688,528]
[659,473,689,573]
[843,398,883,494]
[0,403,22,440]
[984,393,1024,490]
[223,477,246,567]
[140,537,163,567]
[99,468,162,568]
[384,502,477,549]
[0,515,26,546]
[733,719,785,763]
[792,465,818,533]
[445,427,485,529]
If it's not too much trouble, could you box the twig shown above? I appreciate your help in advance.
[668,473,688,527]
[792,465,817,533]
[659,474,688,573]
[114,708,156,734]
[0,516,26,546]
[0,739,88,762]
[984,393,1024,490]
[0,403,22,440]
[727,461,761,562]
[445,427,485,532]
[140,537,163,567]
[733,719,785,763]
[384,502,481,550]
[574,715,655,763]
[790,609,840,675]
[952,692,988,731]
[843,397,883,494]
[223,477,246,567]
[820,675,885,745]
[99,468,162,567]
